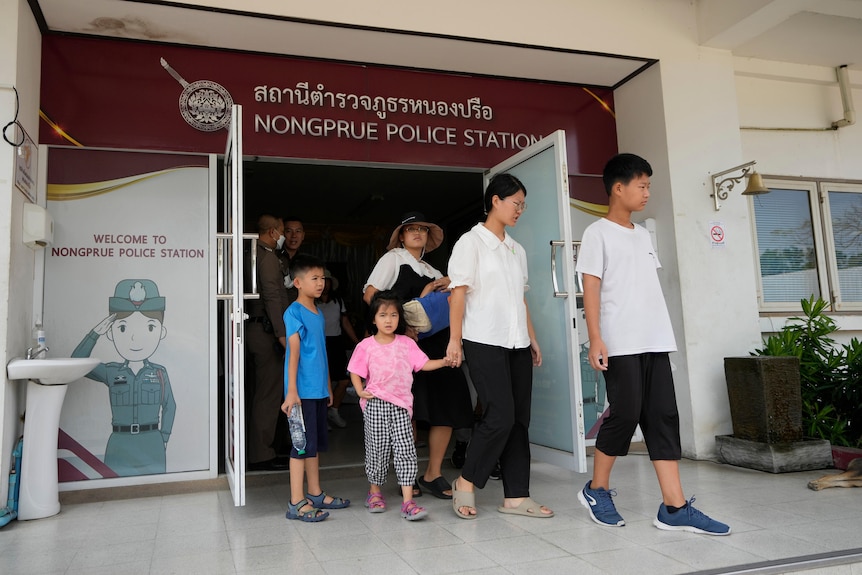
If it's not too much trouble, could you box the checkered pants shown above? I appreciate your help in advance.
[363,397,417,487]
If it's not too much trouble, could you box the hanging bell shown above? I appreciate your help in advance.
[742,172,769,195]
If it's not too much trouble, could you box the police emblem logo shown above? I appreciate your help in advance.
[179,80,234,132]
[161,57,233,133]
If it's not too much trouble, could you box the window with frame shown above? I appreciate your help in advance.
[751,178,862,311]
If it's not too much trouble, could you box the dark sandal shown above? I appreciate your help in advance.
[286,498,329,522]
[418,476,453,500]
[412,481,423,498]
[306,491,351,509]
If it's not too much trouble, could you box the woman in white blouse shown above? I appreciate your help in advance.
[446,174,553,520]
[363,212,474,500]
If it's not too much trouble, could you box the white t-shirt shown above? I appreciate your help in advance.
[363,248,443,293]
[319,299,345,337]
[447,223,530,349]
[575,218,676,356]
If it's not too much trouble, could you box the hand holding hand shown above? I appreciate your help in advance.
[446,339,463,368]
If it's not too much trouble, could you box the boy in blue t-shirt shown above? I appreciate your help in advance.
[281,255,350,522]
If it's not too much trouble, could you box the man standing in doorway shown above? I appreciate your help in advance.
[246,214,291,470]
[279,217,306,304]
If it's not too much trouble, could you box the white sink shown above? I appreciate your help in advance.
[7,357,100,385]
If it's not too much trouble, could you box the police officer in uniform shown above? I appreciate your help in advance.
[73,279,176,476]
[278,216,306,304]
[246,214,292,470]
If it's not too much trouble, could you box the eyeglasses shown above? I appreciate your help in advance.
[506,198,527,212]
[404,225,430,234]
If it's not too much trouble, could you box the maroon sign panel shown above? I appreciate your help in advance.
[40,36,617,175]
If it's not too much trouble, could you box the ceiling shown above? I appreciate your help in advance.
[29,0,862,84]
[28,0,862,230]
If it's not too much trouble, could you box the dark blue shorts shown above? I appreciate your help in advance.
[291,398,329,459]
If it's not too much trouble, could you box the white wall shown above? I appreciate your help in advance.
[224,0,697,60]
[737,60,862,179]
[613,47,764,458]
[0,0,42,505]
[737,60,862,344]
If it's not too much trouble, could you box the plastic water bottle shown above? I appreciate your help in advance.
[287,404,307,455]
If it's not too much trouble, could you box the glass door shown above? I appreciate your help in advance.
[485,130,586,472]
[221,105,246,505]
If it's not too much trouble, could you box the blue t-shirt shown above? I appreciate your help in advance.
[283,301,329,399]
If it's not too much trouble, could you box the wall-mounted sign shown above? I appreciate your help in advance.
[40,36,617,175]
[710,221,726,248]
[14,126,37,203]
[45,148,211,482]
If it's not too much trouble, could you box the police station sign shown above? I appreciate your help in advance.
[251,82,543,151]
[40,36,618,175]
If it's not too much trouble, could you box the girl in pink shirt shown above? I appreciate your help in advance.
[348,291,449,521]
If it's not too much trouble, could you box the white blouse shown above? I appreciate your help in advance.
[363,248,443,293]
[447,223,530,349]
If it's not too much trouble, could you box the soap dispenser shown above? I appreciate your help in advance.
[23,203,54,249]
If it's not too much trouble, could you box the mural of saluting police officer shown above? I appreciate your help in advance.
[72,279,176,477]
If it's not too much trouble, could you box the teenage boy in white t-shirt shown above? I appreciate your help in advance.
[575,153,730,536]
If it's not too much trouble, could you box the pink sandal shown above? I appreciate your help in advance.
[365,491,386,513]
[400,499,428,521]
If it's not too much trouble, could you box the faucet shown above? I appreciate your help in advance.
[26,346,49,360]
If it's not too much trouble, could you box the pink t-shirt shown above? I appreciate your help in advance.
[347,334,430,417]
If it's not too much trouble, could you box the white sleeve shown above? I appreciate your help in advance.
[363,251,399,293]
[575,223,604,279]
[447,234,478,290]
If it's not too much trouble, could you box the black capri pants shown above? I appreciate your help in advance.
[595,352,682,461]
[461,340,533,497]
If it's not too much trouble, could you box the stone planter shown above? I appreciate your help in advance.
[719,356,831,473]
[723,356,802,443]
[715,435,832,473]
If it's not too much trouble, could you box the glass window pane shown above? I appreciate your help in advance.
[753,189,820,302]
[827,190,862,302]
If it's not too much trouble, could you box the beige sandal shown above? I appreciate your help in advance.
[452,478,477,520]
[497,497,554,518]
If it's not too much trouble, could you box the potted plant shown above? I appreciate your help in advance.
[758,297,862,468]
[718,296,851,472]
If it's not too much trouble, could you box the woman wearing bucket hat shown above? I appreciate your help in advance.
[363,212,474,500]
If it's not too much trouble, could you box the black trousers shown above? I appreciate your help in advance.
[245,322,284,463]
[595,352,682,461]
[461,340,533,497]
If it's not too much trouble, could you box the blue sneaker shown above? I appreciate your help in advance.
[578,481,625,526]
[653,497,731,536]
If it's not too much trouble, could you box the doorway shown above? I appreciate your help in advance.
[231,158,485,470]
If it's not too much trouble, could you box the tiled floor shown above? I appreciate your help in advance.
[3,441,862,575]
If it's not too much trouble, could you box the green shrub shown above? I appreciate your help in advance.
[754,296,861,448]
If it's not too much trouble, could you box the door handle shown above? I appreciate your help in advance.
[550,240,583,298]
[550,240,566,298]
